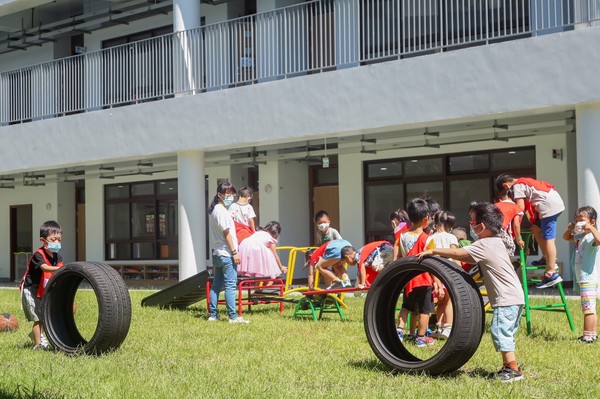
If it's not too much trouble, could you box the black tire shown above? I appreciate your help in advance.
[42,261,132,355]
[364,256,484,375]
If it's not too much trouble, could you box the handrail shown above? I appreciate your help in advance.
[1,0,597,126]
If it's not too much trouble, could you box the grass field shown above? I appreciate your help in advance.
[0,287,598,399]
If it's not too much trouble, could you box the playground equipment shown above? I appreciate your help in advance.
[43,262,132,355]
[364,256,484,375]
[205,277,285,316]
[141,271,209,309]
[518,233,575,334]
[294,286,368,321]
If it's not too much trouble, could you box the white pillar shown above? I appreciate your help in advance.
[173,0,202,93]
[576,102,600,211]
[178,150,206,280]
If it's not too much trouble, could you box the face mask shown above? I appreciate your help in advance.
[47,242,61,252]
[317,223,329,232]
[573,232,585,241]
[469,225,479,241]
[223,196,234,208]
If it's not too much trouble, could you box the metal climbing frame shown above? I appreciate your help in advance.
[519,232,575,335]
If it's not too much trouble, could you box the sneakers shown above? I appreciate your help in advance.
[495,367,524,382]
[32,343,50,351]
[229,317,250,324]
[577,335,597,344]
[397,329,404,342]
[431,325,452,340]
[325,279,342,290]
[531,257,546,266]
[414,336,434,348]
[535,272,563,288]
[341,279,352,288]
[207,316,219,322]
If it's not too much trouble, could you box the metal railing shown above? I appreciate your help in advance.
[1,0,597,126]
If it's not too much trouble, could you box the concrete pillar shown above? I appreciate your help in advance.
[178,150,206,280]
[173,0,202,93]
[576,103,600,211]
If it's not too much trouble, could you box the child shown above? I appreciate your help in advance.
[562,206,600,343]
[208,182,249,324]
[238,221,287,279]
[314,210,342,245]
[19,220,64,350]
[229,187,257,243]
[418,201,525,382]
[496,174,564,288]
[451,226,471,248]
[391,209,410,261]
[425,210,460,340]
[396,198,441,347]
[342,241,394,288]
[494,186,524,256]
[305,239,353,290]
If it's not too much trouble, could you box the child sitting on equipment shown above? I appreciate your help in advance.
[238,221,287,279]
[229,187,257,243]
[342,241,394,288]
[305,239,353,290]
[418,201,525,382]
[562,206,600,343]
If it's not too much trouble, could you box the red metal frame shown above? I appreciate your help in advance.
[206,277,285,316]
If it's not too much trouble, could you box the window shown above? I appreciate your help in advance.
[364,147,535,242]
[105,179,178,260]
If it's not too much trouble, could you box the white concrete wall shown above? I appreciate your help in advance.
[56,181,76,265]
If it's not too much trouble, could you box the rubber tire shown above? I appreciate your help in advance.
[42,261,132,355]
[364,256,484,375]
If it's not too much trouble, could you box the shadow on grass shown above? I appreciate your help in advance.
[347,359,495,380]
[0,385,69,399]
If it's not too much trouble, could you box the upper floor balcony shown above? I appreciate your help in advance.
[1,0,598,127]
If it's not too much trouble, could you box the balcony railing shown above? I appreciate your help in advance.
[1,0,598,126]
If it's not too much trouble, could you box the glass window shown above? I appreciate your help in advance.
[366,161,402,179]
[132,202,156,238]
[158,200,178,238]
[105,185,129,199]
[403,158,443,177]
[491,149,536,170]
[105,203,130,240]
[448,178,490,228]
[132,182,154,197]
[107,243,131,260]
[365,183,404,232]
[132,242,155,259]
[157,180,178,196]
[315,167,339,185]
[406,182,444,209]
[449,154,489,173]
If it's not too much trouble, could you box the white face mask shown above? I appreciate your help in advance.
[317,223,330,232]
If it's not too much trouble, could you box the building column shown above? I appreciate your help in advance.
[178,150,206,280]
[576,102,600,211]
[173,0,202,93]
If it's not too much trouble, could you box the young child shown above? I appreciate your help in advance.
[562,206,600,343]
[314,210,342,245]
[426,210,460,340]
[305,239,353,290]
[496,174,564,288]
[342,241,394,288]
[238,221,287,279]
[418,201,525,382]
[391,209,410,261]
[451,226,471,248]
[19,220,64,350]
[396,198,441,347]
[229,187,257,243]
[494,186,525,256]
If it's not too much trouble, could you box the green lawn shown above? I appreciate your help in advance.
[0,288,597,399]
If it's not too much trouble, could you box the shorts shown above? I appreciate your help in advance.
[490,305,522,352]
[580,283,598,315]
[21,285,42,322]
[402,286,434,314]
[533,212,561,240]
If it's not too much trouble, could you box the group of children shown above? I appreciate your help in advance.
[17,175,599,384]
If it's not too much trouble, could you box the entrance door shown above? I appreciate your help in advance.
[310,165,339,245]
[10,205,33,282]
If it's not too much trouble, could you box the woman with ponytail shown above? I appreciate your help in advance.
[207,182,249,324]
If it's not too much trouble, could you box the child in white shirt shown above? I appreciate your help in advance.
[229,187,257,232]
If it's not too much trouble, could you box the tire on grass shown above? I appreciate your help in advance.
[42,261,132,355]
[364,256,484,375]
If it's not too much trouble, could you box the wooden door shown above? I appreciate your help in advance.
[312,185,340,244]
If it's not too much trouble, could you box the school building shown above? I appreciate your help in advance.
[1,0,599,285]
